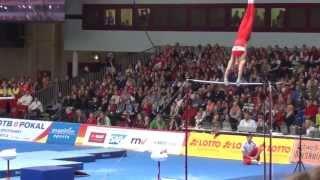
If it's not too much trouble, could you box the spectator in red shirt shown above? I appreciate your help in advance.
[86,112,97,125]
[304,100,318,121]
[181,103,198,126]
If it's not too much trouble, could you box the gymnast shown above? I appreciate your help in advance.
[242,133,264,165]
[224,0,256,85]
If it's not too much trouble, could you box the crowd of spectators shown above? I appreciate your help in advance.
[0,76,47,119]
[56,43,320,136]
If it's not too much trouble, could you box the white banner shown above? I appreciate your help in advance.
[0,118,52,142]
[81,126,185,155]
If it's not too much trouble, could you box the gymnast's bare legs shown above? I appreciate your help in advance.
[224,52,246,85]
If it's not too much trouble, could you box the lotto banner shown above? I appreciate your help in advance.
[47,122,80,145]
[78,125,185,155]
[290,140,320,165]
[184,132,294,164]
[0,118,52,142]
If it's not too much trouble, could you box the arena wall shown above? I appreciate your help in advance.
[0,24,63,78]
[64,0,320,52]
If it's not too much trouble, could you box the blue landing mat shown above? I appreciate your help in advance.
[0,140,126,178]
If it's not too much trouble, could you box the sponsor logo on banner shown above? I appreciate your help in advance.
[47,122,80,145]
[184,132,294,164]
[89,132,106,143]
[0,118,46,129]
[78,126,183,155]
[0,118,52,142]
[290,140,320,165]
[107,129,151,151]
[82,126,108,146]
[130,137,147,145]
[108,134,127,145]
[149,131,185,155]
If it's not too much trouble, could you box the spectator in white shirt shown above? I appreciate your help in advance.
[17,92,33,106]
[28,97,43,118]
[238,112,257,132]
[28,97,43,113]
[195,107,206,129]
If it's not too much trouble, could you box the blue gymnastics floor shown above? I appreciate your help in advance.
[0,140,312,180]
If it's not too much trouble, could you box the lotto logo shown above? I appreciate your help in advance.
[89,132,106,143]
[109,134,127,145]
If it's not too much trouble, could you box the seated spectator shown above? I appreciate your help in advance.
[181,103,198,127]
[8,83,20,97]
[0,82,10,97]
[316,106,320,127]
[212,114,221,133]
[149,114,166,130]
[17,91,33,106]
[134,113,146,128]
[97,112,111,126]
[304,100,318,121]
[74,109,86,123]
[238,112,257,132]
[243,98,255,113]
[17,91,33,117]
[86,112,97,125]
[194,107,206,129]
[206,99,215,114]
[285,104,296,133]
[305,119,317,137]
[273,107,285,132]
[169,116,180,130]
[256,114,267,133]
[62,107,74,122]
[28,97,43,118]
[229,101,242,131]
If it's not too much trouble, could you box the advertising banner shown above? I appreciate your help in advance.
[75,124,88,145]
[0,118,52,142]
[290,140,320,165]
[47,122,80,145]
[79,126,185,155]
[148,131,185,155]
[82,125,109,147]
[184,132,294,164]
